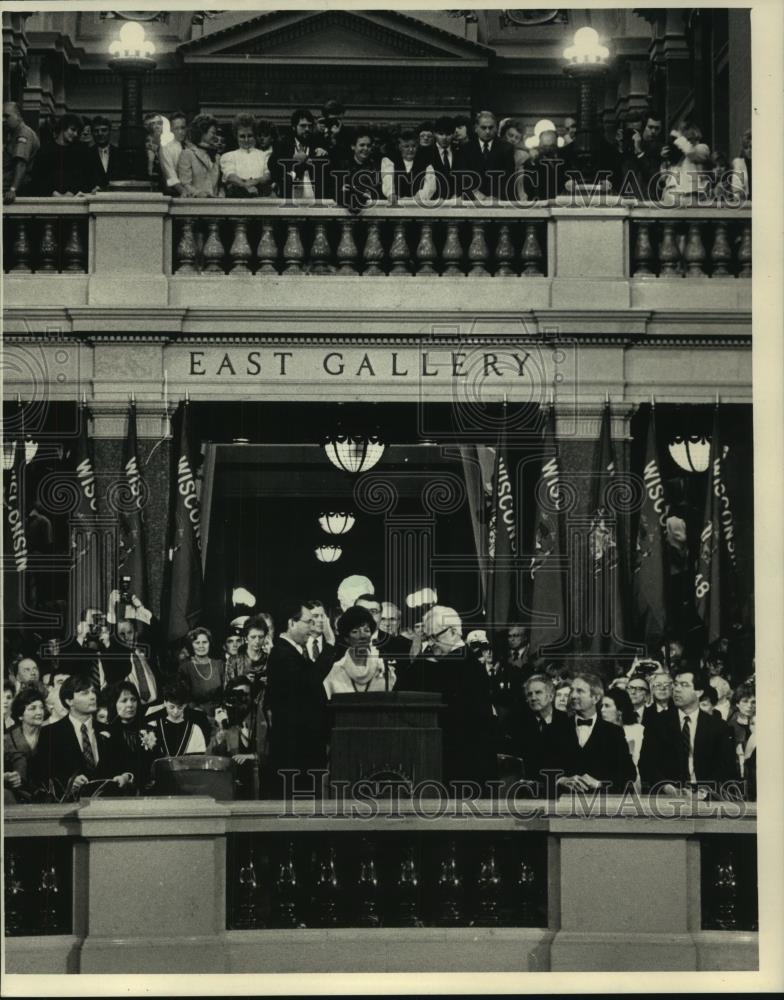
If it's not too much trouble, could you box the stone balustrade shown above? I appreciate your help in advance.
[168,204,548,277]
[630,209,752,278]
[3,199,89,274]
[3,796,759,974]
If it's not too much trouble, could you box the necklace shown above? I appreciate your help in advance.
[350,678,373,693]
[191,657,214,682]
[161,719,191,757]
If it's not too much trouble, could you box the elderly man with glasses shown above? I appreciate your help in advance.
[627,674,651,726]
[642,671,675,728]
[394,605,496,797]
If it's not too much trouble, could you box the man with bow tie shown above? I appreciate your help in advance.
[557,672,636,794]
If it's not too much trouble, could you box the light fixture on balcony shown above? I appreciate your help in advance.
[109,20,156,59]
[2,440,16,471]
[563,26,609,66]
[323,431,385,475]
[107,19,157,190]
[318,512,356,535]
[315,544,343,563]
[668,434,711,473]
[563,26,611,187]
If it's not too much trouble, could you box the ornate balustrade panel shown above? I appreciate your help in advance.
[225,830,547,931]
[4,837,74,937]
[2,213,89,274]
[630,211,752,278]
[169,205,549,278]
[700,834,758,932]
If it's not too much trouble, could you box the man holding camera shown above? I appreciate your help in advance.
[209,677,260,799]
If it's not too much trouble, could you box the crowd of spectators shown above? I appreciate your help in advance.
[3,585,756,804]
[3,98,752,207]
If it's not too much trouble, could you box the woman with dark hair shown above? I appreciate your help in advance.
[33,113,95,196]
[3,687,47,802]
[322,606,393,698]
[178,626,225,716]
[4,681,15,731]
[108,680,152,792]
[177,114,222,197]
[79,118,94,147]
[145,680,207,759]
[601,687,645,775]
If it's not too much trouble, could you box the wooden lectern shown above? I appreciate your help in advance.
[328,691,443,794]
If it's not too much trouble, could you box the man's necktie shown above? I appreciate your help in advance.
[442,150,450,170]
[576,718,592,727]
[482,142,490,159]
[81,723,96,770]
[89,657,102,692]
[681,715,691,762]
[133,650,152,703]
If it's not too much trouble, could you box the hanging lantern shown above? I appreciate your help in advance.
[315,544,342,563]
[2,440,16,471]
[668,434,711,473]
[323,431,385,475]
[318,512,356,536]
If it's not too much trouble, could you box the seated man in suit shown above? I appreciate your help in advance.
[457,110,517,202]
[32,675,133,798]
[642,670,674,726]
[556,672,637,794]
[638,665,738,798]
[517,673,573,796]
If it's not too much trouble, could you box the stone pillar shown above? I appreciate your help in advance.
[76,797,230,973]
[87,193,170,308]
[727,10,751,154]
[549,208,629,309]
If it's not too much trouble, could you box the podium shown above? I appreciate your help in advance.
[328,691,443,794]
[151,755,235,800]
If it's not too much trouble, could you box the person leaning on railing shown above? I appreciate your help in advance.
[3,101,40,203]
[3,687,47,804]
[177,114,224,198]
[221,112,273,198]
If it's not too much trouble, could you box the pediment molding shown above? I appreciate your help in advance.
[179,9,491,66]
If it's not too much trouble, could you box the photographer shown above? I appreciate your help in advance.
[57,607,112,688]
[208,677,260,799]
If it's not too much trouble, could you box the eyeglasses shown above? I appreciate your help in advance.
[628,685,649,693]
[427,626,452,642]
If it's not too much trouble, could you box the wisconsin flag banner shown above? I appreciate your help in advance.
[529,406,568,657]
[695,405,738,643]
[584,403,628,658]
[71,403,104,627]
[633,405,670,652]
[165,400,204,643]
[485,419,517,637]
[118,401,149,606]
[3,438,29,622]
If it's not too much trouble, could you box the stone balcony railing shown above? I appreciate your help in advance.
[3,796,759,975]
[2,196,752,318]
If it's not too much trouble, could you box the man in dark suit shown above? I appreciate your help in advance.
[269,107,332,201]
[32,675,133,797]
[642,671,674,727]
[263,600,327,798]
[395,606,497,795]
[638,665,738,798]
[457,110,516,201]
[89,116,120,189]
[428,116,465,200]
[517,673,573,796]
[557,672,637,794]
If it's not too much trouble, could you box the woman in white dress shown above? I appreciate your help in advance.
[323,606,395,699]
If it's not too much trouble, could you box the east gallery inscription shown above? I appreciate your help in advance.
[183,348,535,380]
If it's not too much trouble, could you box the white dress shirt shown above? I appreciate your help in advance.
[127,648,158,704]
[220,147,270,183]
[575,713,597,748]
[306,635,324,661]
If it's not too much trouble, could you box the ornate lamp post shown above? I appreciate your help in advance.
[107,21,157,190]
[563,26,611,184]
